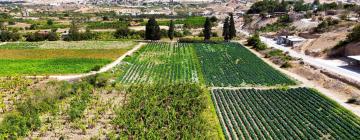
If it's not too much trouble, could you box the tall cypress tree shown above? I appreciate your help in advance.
[223,17,230,42]
[229,13,236,40]
[168,20,175,40]
[203,17,212,41]
[145,17,161,40]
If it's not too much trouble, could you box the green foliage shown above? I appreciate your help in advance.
[145,17,161,40]
[0,81,72,139]
[85,73,111,88]
[247,33,260,46]
[212,88,360,139]
[168,20,175,40]
[294,0,312,12]
[112,83,223,139]
[247,0,288,14]
[203,17,212,41]
[0,58,112,76]
[47,19,53,26]
[247,33,267,50]
[68,82,93,121]
[222,17,230,41]
[0,112,29,139]
[25,31,59,42]
[194,43,293,86]
[0,30,21,42]
[178,37,224,43]
[346,24,360,42]
[314,18,339,33]
[259,22,288,33]
[229,13,236,39]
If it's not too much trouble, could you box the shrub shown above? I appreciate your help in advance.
[0,112,29,139]
[85,73,111,88]
[281,61,292,68]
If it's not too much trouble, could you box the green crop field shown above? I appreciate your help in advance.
[194,43,295,86]
[119,43,202,84]
[212,88,360,140]
[0,41,136,76]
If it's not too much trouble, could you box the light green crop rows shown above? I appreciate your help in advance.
[119,43,202,84]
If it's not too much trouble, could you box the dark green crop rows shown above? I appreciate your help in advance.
[212,88,360,140]
[194,43,295,86]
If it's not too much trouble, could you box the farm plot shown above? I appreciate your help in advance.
[119,43,201,84]
[194,43,295,86]
[212,88,360,140]
[0,41,136,76]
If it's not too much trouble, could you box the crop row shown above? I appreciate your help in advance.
[194,43,295,86]
[119,43,201,84]
[212,88,360,140]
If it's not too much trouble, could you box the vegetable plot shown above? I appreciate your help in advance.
[119,43,201,84]
[194,43,295,86]
[212,88,360,140]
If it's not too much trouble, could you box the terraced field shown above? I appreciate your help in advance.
[194,43,295,86]
[212,88,360,140]
[119,43,201,84]
[0,41,136,76]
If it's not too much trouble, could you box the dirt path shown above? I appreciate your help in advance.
[45,42,145,81]
[0,42,7,46]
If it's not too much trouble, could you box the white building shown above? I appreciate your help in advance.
[276,36,305,47]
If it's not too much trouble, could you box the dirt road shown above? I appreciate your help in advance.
[260,37,360,85]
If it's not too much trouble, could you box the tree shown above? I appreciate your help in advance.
[47,31,59,41]
[168,20,175,40]
[47,19,54,26]
[223,17,230,41]
[203,17,212,41]
[145,17,161,40]
[210,16,218,22]
[313,0,320,6]
[65,20,81,41]
[229,13,236,40]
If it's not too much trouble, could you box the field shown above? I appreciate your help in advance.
[1,41,360,139]
[141,16,206,28]
[118,43,202,84]
[0,41,136,76]
[212,88,360,140]
[194,43,295,86]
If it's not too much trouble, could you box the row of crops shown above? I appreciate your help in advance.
[118,42,295,86]
[194,43,295,86]
[212,88,360,140]
[119,43,201,84]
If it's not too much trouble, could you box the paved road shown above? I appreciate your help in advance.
[260,36,360,84]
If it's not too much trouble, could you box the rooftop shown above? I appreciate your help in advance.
[348,55,360,61]
[280,36,305,42]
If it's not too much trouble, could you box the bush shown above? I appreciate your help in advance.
[247,33,260,46]
[85,73,111,88]
[0,112,29,139]
[112,83,221,139]
[0,30,21,42]
[281,62,292,68]
[255,42,267,50]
